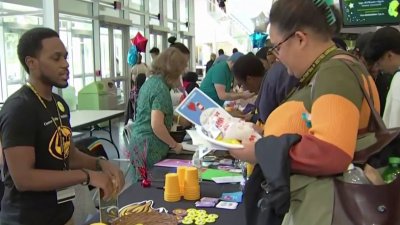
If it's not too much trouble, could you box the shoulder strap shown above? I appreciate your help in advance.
[339,59,387,132]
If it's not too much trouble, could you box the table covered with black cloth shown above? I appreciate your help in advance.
[84,166,246,225]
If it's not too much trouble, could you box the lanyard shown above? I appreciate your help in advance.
[26,83,68,170]
[282,45,337,103]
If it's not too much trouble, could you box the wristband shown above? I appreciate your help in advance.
[80,169,90,186]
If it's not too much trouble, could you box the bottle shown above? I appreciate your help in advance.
[192,148,203,182]
[342,164,370,184]
[382,157,400,184]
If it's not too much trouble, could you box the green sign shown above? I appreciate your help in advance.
[341,0,400,26]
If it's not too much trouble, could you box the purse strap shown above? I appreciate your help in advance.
[339,59,387,133]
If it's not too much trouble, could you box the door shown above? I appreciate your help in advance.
[99,25,130,107]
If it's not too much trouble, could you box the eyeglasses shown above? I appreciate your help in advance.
[269,32,296,55]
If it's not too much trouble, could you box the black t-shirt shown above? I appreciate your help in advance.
[0,85,73,225]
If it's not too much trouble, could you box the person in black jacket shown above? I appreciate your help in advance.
[205,53,216,73]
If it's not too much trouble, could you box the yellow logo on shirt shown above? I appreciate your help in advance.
[57,101,65,113]
[49,126,72,160]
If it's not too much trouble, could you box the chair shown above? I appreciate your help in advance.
[74,136,108,160]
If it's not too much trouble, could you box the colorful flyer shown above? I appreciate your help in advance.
[175,88,223,126]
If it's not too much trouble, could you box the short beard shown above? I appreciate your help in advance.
[40,72,68,89]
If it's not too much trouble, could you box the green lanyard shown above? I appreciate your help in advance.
[26,83,68,170]
[282,45,338,103]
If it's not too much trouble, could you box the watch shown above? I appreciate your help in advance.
[96,156,107,171]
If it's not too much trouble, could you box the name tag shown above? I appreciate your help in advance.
[56,187,75,204]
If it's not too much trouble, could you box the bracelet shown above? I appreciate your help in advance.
[96,156,107,171]
[80,169,90,186]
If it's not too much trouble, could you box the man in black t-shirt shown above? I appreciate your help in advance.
[0,27,124,225]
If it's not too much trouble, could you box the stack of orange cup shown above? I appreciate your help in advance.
[183,167,200,200]
[177,166,187,196]
[164,173,181,202]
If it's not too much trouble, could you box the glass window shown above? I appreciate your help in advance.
[85,76,94,86]
[59,15,94,93]
[113,29,125,103]
[129,0,143,10]
[73,78,84,94]
[168,22,176,31]
[149,18,160,26]
[180,23,188,31]
[149,0,160,15]
[129,13,143,25]
[100,28,110,78]
[180,0,188,22]
[149,35,155,53]
[99,3,120,17]
[72,37,83,76]
[0,11,42,99]
[156,35,163,50]
[4,32,23,84]
[130,27,145,39]
[83,38,94,75]
[167,0,176,20]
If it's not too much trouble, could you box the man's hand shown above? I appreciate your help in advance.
[98,160,125,196]
[229,141,257,164]
[88,170,114,200]
[253,123,264,135]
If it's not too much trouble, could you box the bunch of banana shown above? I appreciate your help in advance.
[216,135,241,145]
[119,200,154,216]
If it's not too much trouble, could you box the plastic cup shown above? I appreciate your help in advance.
[177,166,187,195]
[184,167,199,187]
[164,173,181,202]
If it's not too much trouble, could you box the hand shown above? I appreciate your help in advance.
[99,160,125,196]
[172,143,183,154]
[241,92,255,100]
[253,123,264,135]
[228,141,257,164]
[88,170,114,200]
[243,113,253,122]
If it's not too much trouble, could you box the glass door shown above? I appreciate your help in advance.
[99,25,129,106]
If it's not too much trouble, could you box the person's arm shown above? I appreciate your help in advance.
[68,141,124,193]
[151,110,182,153]
[276,63,363,176]
[214,84,253,101]
[176,115,192,128]
[231,64,362,176]
[3,146,112,192]
[68,142,97,171]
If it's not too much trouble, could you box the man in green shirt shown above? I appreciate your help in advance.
[200,52,254,106]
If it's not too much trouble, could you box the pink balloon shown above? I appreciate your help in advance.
[131,32,148,52]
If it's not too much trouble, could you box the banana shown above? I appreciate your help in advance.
[220,138,241,144]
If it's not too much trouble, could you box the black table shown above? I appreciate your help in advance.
[84,166,245,225]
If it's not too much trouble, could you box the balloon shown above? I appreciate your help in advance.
[250,32,268,49]
[127,45,138,66]
[131,32,148,52]
[251,12,269,33]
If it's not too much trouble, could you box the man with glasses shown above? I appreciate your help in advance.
[253,45,299,125]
